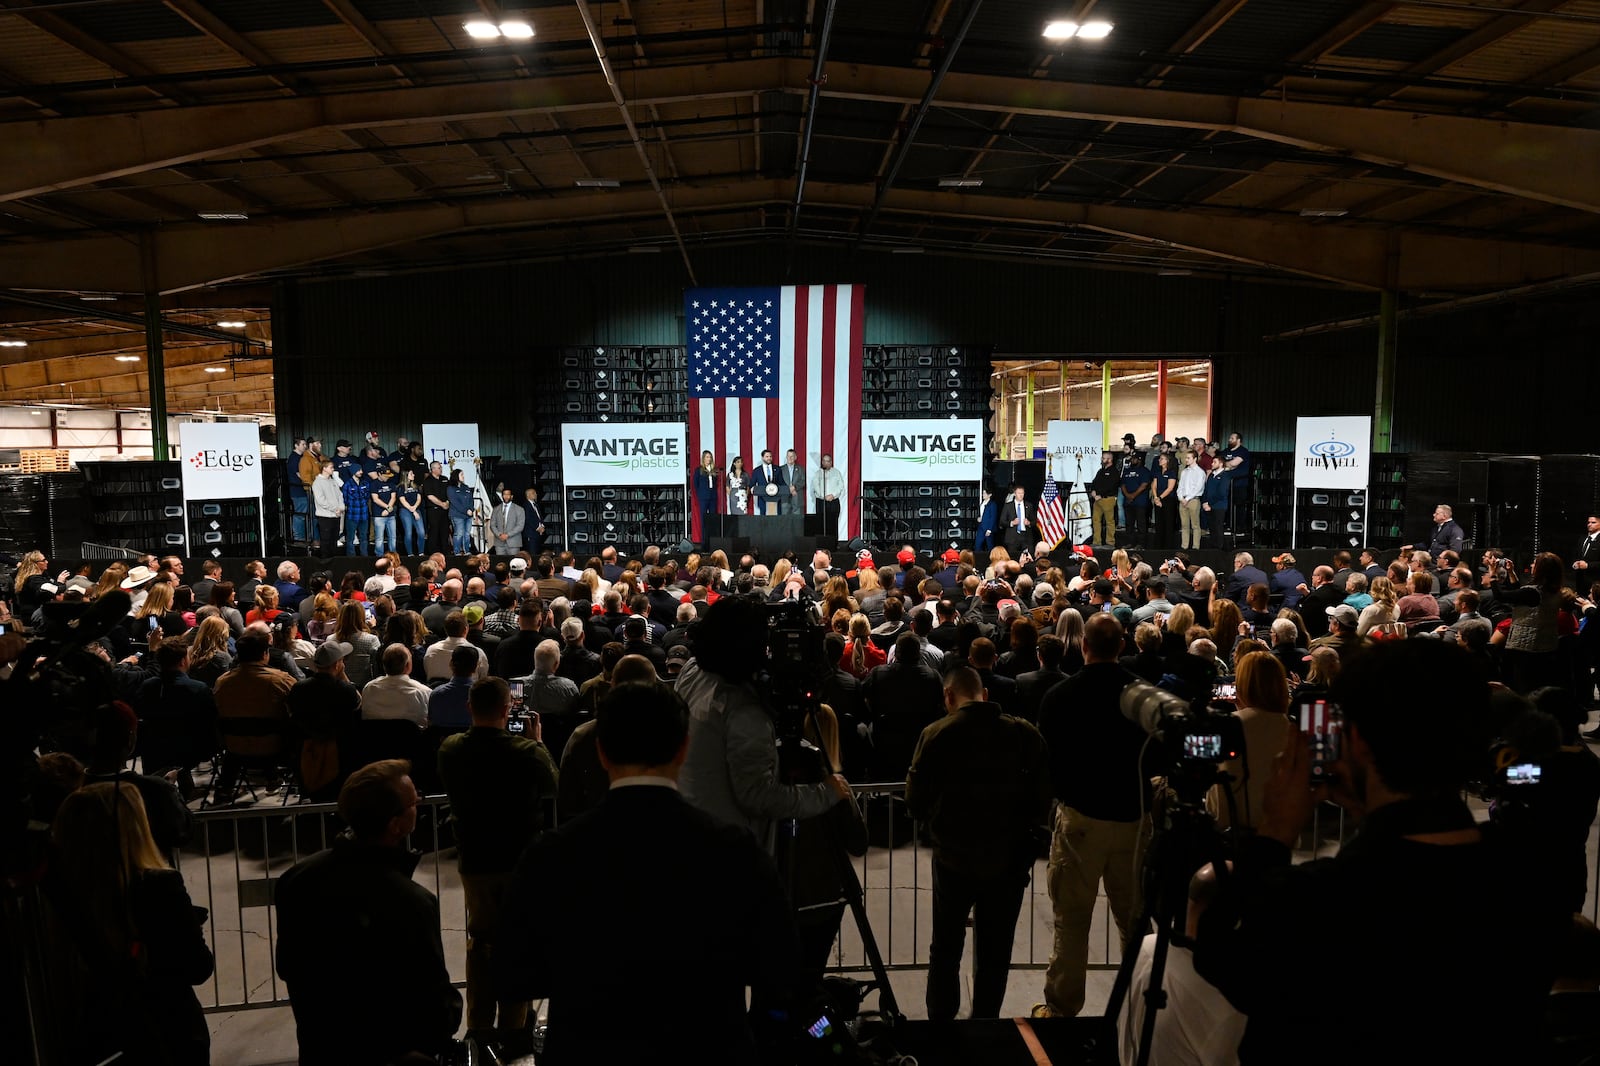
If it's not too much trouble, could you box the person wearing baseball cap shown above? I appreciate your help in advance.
[1309,603,1368,662]
[286,639,362,800]
[897,546,917,568]
[1270,553,1306,611]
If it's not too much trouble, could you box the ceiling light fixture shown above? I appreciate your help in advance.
[891,247,926,255]
[79,294,117,301]
[1077,21,1114,39]
[0,340,27,347]
[1158,269,1193,277]
[1299,208,1348,218]
[114,355,140,362]
[197,212,249,221]
[465,19,534,40]
[574,179,622,188]
[216,321,247,328]
[627,245,662,254]
[203,366,227,374]
[938,178,983,188]
[1043,21,1078,39]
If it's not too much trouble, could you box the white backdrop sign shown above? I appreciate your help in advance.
[422,422,483,486]
[859,418,984,482]
[1045,420,1105,545]
[179,421,262,499]
[562,422,687,486]
[1293,416,1373,491]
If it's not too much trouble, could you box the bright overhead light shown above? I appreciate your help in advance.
[465,19,533,40]
[1077,21,1114,39]
[463,20,500,38]
[203,366,227,374]
[113,355,140,362]
[79,294,117,301]
[216,321,247,328]
[575,178,622,188]
[499,21,534,39]
[197,212,249,221]
[1300,208,1348,218]
[1043,21,1078,39]
[0,340,26,347]
[938,178,983,188]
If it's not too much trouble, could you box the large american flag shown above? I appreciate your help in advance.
[1038,469,1068,548]
[685,285,864,541]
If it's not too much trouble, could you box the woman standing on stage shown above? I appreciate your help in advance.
[726,456,750,516]
[1152,450,1179,549]
[692,449,720,520]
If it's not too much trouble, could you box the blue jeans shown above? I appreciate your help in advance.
[372,515,395,556]
[346,517,367,555]
[289,489,310,543]
[450,514,472,554]
[400,510,424,554]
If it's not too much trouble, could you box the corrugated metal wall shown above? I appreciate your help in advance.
[273,245,1596,462]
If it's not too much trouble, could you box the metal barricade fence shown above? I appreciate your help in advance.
[180,786,1367,1015]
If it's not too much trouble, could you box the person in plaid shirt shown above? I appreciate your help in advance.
[343,466,370,555]
[483,586,520,638]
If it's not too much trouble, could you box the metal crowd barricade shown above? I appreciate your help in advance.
[178,794,463,1014]
[178,784,1376,1016]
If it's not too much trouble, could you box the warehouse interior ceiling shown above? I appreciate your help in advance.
[3,0,1600,413]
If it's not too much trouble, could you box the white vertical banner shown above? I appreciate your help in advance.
[178,421,266,551]
[1292,416,1373,550]
[423,423,489,549]
[1046,420,1105,545]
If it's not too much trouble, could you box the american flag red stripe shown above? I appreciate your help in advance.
[1038,471,1068,547]
[687,284,864,541]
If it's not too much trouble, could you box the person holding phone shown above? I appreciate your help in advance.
[1192,640,1570,1066]
[437,676,558,1057]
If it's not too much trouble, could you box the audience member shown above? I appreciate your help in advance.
[360,644,432,728]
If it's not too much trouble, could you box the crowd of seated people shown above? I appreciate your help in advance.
[11,529,1600,1065]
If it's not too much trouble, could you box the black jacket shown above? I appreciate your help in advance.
[556,642,602,686]
[1299,581,1347,639]
[861,660,945,778]
[275,837,462,1066]
[1014,665,1067,724]
[1038,662,1153,822]
[496,784,800,1065]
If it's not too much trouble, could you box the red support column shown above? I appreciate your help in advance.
[1156,360,1168,438]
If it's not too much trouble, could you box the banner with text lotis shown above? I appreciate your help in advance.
[562,422,688,486]
[422,423,483,487]
[1293,416,1373,491]
[859,419,984,483]
[180,421,263,499]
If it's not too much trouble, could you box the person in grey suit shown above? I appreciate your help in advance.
[488,488,526,555]
[781,448,806,516]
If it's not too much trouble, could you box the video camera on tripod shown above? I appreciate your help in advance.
[1120,679,1245,804]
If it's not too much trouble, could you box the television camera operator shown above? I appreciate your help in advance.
[1191,640,1570,1064]
[678,595,852,852]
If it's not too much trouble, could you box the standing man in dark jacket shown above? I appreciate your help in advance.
[275,760,462,1065]
[437,678,558,1053]
[1015,634,1069,724]
[1036,613,1152,1018]
[861,633,945,779]
[906,666,1051,1022]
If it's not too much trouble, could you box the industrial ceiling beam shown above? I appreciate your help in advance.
[0,348,264,391]
[9,179,1599,294]
[4,60,1600,213]
[0,363,272,399]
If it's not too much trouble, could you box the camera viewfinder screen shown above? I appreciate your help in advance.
[1183,734,1224,759]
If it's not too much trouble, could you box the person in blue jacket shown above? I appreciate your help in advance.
[1202,466,1231,547]
[976,488,998,555]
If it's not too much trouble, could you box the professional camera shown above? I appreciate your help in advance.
[1120,679,1245,806]
[761,598,828,749]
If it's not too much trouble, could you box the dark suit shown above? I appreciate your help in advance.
[748,463,785,516]
[1014,665,1066,724]
[496,784,800,1065]
[1427,520,1465,557]
[998,497,1033,555]
[1575,532,1600,588]
[1299,581,1347,639]
[1224,564,1270,604]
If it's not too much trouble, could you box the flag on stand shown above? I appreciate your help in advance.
[1038,469,1067,547]
[685,285,864,543]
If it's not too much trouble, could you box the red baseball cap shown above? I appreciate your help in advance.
[942,548,961,564]
[897,548,916,565]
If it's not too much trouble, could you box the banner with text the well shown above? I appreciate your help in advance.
[422,423,483,487]
[562,422,688,486]
[859,419,984,483]
[1293,416,1373,491]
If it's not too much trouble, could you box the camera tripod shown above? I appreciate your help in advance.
[1102,766,1237,1066]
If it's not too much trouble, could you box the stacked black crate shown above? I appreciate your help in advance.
[552,346,690,553]
[79,461,186,555]
[861,345,992,556]
[186,497,263,560]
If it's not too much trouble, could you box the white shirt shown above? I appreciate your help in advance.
[360,674,432,728]
[1118,935,1245,1066]
[1178,465,1207,501]
[812,466,843,500]
[1014,499,1027,530]
[422,636,489,681]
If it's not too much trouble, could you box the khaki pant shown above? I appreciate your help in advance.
[1044,806,1145,1017]
[1179,498,1202,550]
[461,872,530,1032]
[1092,497,1117,546]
